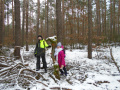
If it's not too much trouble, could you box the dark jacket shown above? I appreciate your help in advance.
[34,39,49,56]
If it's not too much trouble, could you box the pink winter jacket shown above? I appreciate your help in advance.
[58,46,66,68]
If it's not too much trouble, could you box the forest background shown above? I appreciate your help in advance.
[0,0,120,56]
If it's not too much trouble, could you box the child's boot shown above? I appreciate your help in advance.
[60,69,64,75]
[63,67,67,76]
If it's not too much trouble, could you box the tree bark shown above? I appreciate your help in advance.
[110,0,113,42]
[55,0,62,80]
[36,0,40,41]
[118,0,120,35]
[22,0,25,47]
[14,0,21,46]
[12,0,15,41]
[56,0,62,42]
[26,0,29,51]
[102,1,104,35]
[7,2,9,35]
[0,0,3,48]
[104,0,106,36]
[71,0,74,49]
[2,0,4,44]
[82,7,85,37]
[45,0,47,38]
[14,46,21,59]
[41,20,43,35]
[113,0,115,41]
[14,0,21,58]
[62,0,65,45]
[96,0,101,38]
[77,9,80,48]
[47,0,49,37]
[88,0,92,59]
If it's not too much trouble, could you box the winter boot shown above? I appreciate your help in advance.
[41,67,44,69]
[63,67,67,76]
[36,69,40,71]
[45,68,47,73]
[60,69,64,75]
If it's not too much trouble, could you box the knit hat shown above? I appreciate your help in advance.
[37,35,43,39]
[57,42,62,47]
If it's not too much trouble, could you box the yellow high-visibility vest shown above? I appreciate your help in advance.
[38,39,49,48]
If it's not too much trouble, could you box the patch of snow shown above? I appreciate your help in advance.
[1,45,120,90]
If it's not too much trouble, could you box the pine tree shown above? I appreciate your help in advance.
[14,0,21,58]
[88,0,92,59]
[47,0,49,37]
[36,0,40,41]
[56,0,62,43]
[0,0,3,48]
[12,0,15,40]
[22,0,25,47]
[26,0,29,51]
[118,0,120,35]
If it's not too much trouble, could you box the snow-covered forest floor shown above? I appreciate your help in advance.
[0,44,120,90]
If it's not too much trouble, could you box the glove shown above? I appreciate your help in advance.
[47,45,51,48]
[34,54,37,57]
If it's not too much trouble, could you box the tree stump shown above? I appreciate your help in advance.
[54,64,60,80]
[46,36,57,64]
[46,36,60,80]
[0,44,2,48]
[14,46,21,59]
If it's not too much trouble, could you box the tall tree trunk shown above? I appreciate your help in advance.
[118,0,120,35]
[96,0,101,37]
[14,0,21,58]
[12,0,15,41]
[110,0,113,42]
[26,0,29,51]
[88,0,92,59]
[49,2,52,36]
[7,2,9,35]
[2,0,4,45]
[56,0,62,42]
[54,0,63,80]
[47,0,49,37]
[102,1,104,35]
[62,0,65,45]
[104,0,106,36]
[96,0,100,45]
[45,0,47,38]
[54,17,56,35]
[82,8,85,37]
[41,20,43,35]
[113,0,115,41]
[77,9,80,48]
[70,0,73,49]
[22,0,25,47]
[0,0,3,48]
[36,0,40,41]
[30,10,32,44]
[14,0,21,46]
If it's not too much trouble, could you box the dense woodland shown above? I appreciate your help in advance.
[0,0,120,89]
[0,0,120,57]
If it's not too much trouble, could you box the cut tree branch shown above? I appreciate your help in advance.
[109,47,120,73]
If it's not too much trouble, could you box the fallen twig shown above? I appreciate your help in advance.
[0,63,9,67]
[109,47,120,73]
[19,74,48,87]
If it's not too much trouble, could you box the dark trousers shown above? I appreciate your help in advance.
[60,66,67,76]
[36,55,47,70]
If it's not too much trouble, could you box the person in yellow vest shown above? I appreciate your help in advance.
[34,35,51,73]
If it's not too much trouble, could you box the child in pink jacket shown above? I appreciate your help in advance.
[54,42,67,76]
